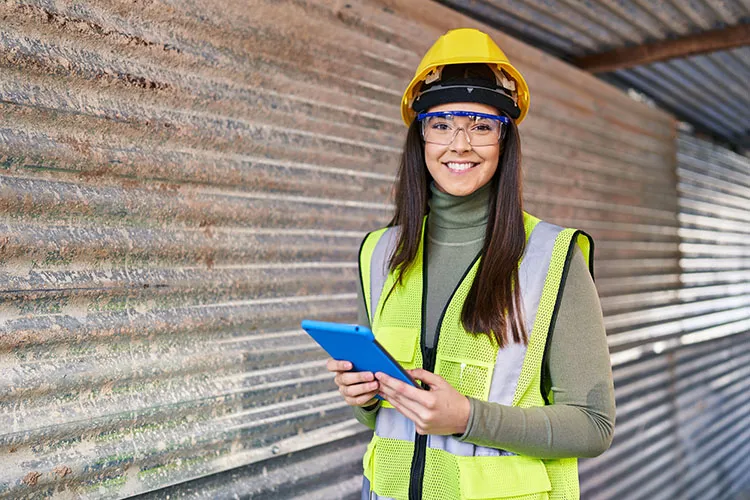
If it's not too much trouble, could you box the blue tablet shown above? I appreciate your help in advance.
[301,319,419,395]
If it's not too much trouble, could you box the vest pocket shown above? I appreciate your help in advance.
[435,355,495,401]
[373,326,421,409]
[374,326,420,368]
[456,455,551,499]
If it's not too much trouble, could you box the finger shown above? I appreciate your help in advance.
[376,372,431,405]
[375,372,407,391]
[326,359,352,372]
[346,392,379,407]
[334,372,358,388]
[378,383,426,417]
[376,373,419,401]
[375,375,403,400]
[338,371,375,386]
[383,391,423,427]
[407,368,445,387]
[341,381,380,398]
[334,371,367,387]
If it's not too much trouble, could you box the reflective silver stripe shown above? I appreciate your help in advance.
[369,227,398,320]
[428,434,476,456]
[375,407,415,440]
[429,434,516,456]
[361,476,370,500]
[376,408,515,456]
[519,221,563,334]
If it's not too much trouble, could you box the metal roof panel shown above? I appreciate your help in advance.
[437,0,750,148]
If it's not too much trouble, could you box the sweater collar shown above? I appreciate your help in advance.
[427,182,491,244]
[428,181,491,229]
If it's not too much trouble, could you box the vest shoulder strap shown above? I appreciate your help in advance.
[514,222,596,407]
[358,227,398,325]
[543,229,594,404]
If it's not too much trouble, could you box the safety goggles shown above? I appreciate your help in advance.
[417,111,510,146]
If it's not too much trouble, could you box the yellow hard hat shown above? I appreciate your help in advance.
[401,28,530,126]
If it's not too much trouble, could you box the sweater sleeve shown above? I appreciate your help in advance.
[458,248,616,459]
[352,257,381,429]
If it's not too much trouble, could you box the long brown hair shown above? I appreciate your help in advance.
[386,116,527,347]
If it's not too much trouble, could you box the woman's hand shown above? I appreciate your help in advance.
[376,368,471,436]
[326,359,380,407]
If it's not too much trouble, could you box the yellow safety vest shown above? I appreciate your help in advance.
[358,213,593,500]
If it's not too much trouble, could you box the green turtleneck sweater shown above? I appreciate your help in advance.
[353,182,616,459]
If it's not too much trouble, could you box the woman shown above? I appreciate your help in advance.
[327,28,615,500]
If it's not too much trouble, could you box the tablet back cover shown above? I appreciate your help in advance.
[301,320,416,389]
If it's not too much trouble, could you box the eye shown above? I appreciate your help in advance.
[471,123,494,133]
[429,120,452,131]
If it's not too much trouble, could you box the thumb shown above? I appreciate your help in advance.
[408,368,446,387]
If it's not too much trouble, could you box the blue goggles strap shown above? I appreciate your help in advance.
[416,111,510,124]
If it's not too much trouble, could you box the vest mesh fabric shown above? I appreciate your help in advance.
[360,228,390,324]
[371,436,414,499]
[513,229,577,408]
[434,260,498,401]
[360,217,589,500]
[423,448,462,500]
[523,213,541,244]
[457,454,553,500]
[542,458,578,500]
[369,444,552,500]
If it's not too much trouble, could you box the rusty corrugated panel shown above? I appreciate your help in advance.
[1,0,400,497]
[437,0,750,57]
[135,435,369,499]
[10,0,743,499]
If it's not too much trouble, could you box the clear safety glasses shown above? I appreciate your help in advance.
[418,111,510,147]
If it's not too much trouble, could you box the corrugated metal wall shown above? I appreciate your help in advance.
[1,0,399,497]
[579,134,750,500]
[673,135,749,499]
[7,0,745,499]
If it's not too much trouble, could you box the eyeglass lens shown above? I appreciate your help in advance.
[421,115,503,146]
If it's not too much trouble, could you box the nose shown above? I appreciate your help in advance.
[450,128,472,153]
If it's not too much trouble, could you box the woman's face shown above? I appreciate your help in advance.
[423,102,502,197]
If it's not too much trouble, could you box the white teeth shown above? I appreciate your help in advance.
[446,162,475,171]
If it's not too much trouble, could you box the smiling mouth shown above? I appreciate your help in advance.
[444,161,479,173]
